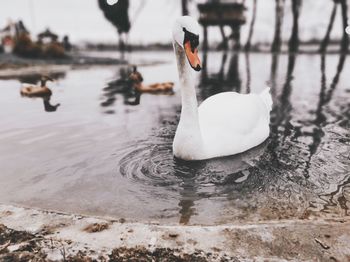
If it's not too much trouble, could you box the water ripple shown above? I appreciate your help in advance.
[118,137,267,194]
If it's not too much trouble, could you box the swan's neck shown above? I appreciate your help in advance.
[174,42,198,123]
[173,42,204,160]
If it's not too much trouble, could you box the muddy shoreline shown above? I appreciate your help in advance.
[0,53,125,68]
[0,52,125,81]
[0,204,349,261]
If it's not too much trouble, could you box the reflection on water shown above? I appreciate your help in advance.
[100,67,141,114]
[42,96,60,112]
[0,51,349,225]
[302,54,349,217]
[302,54,346,177]
[118,125,266,224]
[119,134,250,223]
[199,52,243,100]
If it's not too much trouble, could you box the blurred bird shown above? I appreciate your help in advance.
[129,65,143,83]
[129,66,174,94]
[20,76,54,97]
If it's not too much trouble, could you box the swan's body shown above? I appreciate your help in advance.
[196,90,272,159]
[172,16,272,160]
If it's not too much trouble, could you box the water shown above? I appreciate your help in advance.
[0,51,349,225]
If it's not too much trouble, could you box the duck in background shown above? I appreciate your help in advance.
[20,76,54,97]
[129,66,174,94]
[20,75,60,112]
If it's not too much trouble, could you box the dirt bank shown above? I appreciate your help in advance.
[0,52,124,70]
[0,204,349,261]
[0,51,124,80]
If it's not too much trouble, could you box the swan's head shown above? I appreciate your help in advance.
[172,16,201,72]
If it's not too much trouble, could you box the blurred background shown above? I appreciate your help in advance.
[0,0,349,53]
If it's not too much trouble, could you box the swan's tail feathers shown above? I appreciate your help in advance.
[260,87,273,112]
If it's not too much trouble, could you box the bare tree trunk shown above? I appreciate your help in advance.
[182,0,189,16]
[203,26,209,51]
[231,26,241,50]
[245,0,257,51]
[227,53,241,92]
[217,26,229,50]
[319,2,338,53]
[269,53,279,98]
[216,3,228,50]
[245,52,251,93]
[271,0,285,52]
[339,0,349,53]
[288,0,302,53]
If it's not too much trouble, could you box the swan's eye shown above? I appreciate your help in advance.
[183,27,199,53]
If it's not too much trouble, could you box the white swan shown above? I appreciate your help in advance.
[172,16,273,161]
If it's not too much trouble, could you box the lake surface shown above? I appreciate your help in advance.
[0,51,349,225]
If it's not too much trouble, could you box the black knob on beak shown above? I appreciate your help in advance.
[194,64,201,72]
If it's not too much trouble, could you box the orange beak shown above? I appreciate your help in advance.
[184,41,201,71]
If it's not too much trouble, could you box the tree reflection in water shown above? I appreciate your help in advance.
[199,51,241,100]
[303,54,349,217]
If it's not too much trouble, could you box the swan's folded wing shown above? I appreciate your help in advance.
[198,92,266,136]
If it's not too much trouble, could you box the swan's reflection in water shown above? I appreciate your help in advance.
[176,142,267,224]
